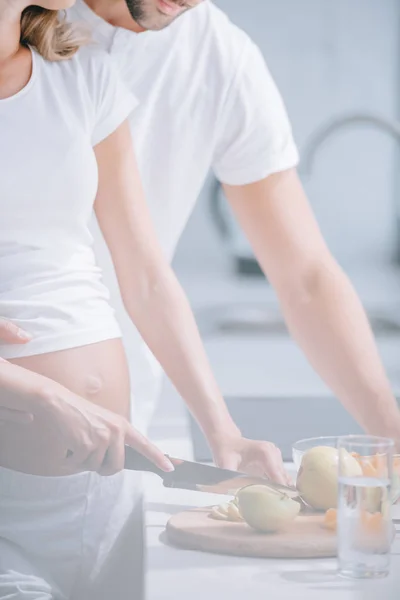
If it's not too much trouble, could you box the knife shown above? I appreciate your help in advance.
[124,445,299,498]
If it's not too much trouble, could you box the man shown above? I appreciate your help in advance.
[73,0,400,438]
[2,0,400,473]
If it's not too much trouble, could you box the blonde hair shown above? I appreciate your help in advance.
[20,6,89,62]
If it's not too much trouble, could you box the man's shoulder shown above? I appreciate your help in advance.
[188,2,248,39]
[73,44,114,72]
[183,1,235,29]
[178,2,252,67]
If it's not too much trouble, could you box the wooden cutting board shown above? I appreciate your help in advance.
[166,507,337,559]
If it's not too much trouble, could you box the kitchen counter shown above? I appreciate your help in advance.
[144,437,400,600]
[144,264,400,600]
[145,480,400,600]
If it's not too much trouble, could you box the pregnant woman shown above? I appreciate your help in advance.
[0,2,286,597]
[0,0,285,478]
[0,1,178,477]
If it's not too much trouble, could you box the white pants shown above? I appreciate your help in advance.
[0,468,144,600]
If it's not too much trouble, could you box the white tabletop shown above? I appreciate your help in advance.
[145,467,400,600]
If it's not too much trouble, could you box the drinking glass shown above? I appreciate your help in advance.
[337,435,394,579]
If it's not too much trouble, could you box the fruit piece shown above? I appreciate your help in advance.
[323,508,337,531]
[351,454,392,510]
[365,487,383,513]
[210,500,243,522]
[237,485,300,533]
[354,453,391,478]
[296,446,362,510]
[361,511,384,534]
[359,458,377,478]
[371,454,388,477]
[356,456,381,511]
[353,510,392,554]
[210,504,230,521]
[226,501,243,522]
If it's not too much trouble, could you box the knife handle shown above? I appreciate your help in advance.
[124,445,165,478]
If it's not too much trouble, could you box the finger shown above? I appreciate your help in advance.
[79,445,109,473]
[64,445,91,470]
[0,408,34,424]
[0,319,32,344]
[98,435,125,476]
[285,471,295,486]
[68,429,108,473]
[125,426,174,472]
[259,447,287,485]
[214,453,238,472]
[62,431,95,469]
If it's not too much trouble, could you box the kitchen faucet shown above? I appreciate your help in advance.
[300,111,400,264]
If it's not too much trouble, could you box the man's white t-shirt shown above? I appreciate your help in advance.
[68,0,299,430]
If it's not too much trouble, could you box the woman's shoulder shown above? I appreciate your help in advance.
[65,43,116,80]
[37,43,120,107]
[37,43,115,83]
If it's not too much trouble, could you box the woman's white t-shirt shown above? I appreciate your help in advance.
[0,46,137,358]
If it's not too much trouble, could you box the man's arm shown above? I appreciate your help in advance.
[224,168,400,440]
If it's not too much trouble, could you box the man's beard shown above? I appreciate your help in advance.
[124,0,146,23]
[124,0,192,30]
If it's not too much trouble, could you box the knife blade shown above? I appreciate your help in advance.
[124,445,298,498]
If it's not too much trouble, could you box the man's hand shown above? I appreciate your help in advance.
[211,434,291,485]
[0,361,174,476]
[0,318,32,343]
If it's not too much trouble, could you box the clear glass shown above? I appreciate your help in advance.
[292,436,339,471]
[337,435,394,580]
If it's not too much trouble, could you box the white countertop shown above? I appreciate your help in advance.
[144,438,400,600]
[141,263,400,599]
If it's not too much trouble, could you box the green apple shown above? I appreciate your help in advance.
[237,485,300,533]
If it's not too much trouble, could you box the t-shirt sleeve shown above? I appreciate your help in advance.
[212,40,299,186]
[85,51,138,146]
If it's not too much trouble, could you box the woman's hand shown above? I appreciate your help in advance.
[44,386,175,476]
[0,318,31,343]
[0,361,174,476]
[0,319,33,423]
[0,319,34,424]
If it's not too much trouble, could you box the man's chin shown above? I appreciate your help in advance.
[137,12,185,31]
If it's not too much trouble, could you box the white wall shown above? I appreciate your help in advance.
[174,0,400,273]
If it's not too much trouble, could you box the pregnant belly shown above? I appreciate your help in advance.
[0,339,131,474]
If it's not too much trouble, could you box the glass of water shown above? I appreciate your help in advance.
[337,435,394,579]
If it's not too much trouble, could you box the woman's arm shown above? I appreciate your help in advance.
[94,122,289,484]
